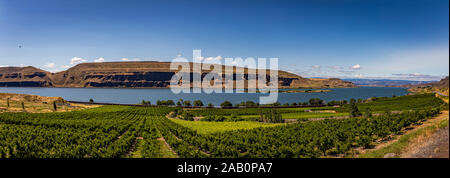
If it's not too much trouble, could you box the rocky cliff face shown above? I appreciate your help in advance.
[0,67,54,87]
[0,62,356,89]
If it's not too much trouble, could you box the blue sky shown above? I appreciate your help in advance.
[0,0,448,81]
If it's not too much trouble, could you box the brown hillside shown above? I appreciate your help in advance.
[1,61,356,89]
[408,76,449,95]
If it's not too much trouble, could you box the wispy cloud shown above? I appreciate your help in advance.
[121,58,140,61]
[94,57,105,62]
[70,57,87,64]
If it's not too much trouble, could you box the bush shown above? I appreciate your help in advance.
[201,115,226,122]
[220,101,233,108]
[350,101,362,117]
[181,112,194,121]
[309,98,324,106]
[183,100,191,107]
[141,100,151,106]
[193,100,204,107]
[227,114,244,122]
[259,109,284,123]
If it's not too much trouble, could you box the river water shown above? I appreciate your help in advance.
[0,87,408,105]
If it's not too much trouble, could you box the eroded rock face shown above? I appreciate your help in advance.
[0,62,356,89]
[0,67,53,87]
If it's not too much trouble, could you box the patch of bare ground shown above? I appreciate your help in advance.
[400,126,449,158]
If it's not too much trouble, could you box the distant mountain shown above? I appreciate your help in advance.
[343,78,433,87]
[0,61,356,89]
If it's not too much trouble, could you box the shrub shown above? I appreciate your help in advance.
[181,112,194,121]
[220,101,233,108]
[308,98,324,106]
[193,100,204,107]
[183,100,191,107]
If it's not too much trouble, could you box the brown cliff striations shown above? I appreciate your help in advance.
[0,61,356,89]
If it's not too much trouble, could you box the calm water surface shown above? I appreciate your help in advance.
[0,87,408,105]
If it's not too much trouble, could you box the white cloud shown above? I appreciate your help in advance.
[196,56,223,61]
[94,57,105,62]
[312,65,321,69]
[205,56,223,61]
[121,58,140,61]
[43,63,56,68]
[351,64,361,70]
[70,57,87,64]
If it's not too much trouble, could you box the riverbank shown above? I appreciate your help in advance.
[0,93,99,113]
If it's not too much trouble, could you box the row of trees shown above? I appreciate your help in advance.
[140,98,368,108]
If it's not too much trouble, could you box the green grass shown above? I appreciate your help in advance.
[358,118,449,158]
[169,119,283,134]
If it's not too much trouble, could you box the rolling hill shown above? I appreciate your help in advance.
[0,61,356,89]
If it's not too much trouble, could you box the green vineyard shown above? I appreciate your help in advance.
[0,94,447,158]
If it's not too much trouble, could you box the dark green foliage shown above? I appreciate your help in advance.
[227,114,245,122]
[363,108,372,118]
[52,101,57,111]
[183,100,191,107]
[141,100,151,106]
[258,109,284,123]
[0,106,176,158]
[181,111,194,121]
[193,100,204,107]
[200,115,225,122]
[220,101,233,108]
[156,100,175,106]
[89,98,94,103]
[339,94,444,112]
[236,101,258,107]
[350,101,362,117]
[156,107,441,158]
[308,98,324,106]
[0,94,443,158]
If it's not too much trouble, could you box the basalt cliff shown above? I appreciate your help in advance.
[0,61,356,89]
